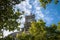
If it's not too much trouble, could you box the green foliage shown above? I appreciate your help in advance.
[57,22,60,31]
[29,20,46,36]
[29,19,47,40]
[0,0,25,31]
[0,10,21,31]
[50,24,57,32]
[16,32,33,40]
[0,0,25,38]
[2,20,60,40]
[39,0,59,8]
[4,36,15,40]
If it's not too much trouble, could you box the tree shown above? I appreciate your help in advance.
[4,20,60,40]
[0,0,25,39]
[16,32,33,40]
[29,20,47,40]
[57,22,60,31]
[46,24,57,40]
[0,0,25,31]
[39,0,59,8]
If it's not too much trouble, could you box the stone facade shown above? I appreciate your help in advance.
[23,14,35,32]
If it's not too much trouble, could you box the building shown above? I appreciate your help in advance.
[22,14,35,32]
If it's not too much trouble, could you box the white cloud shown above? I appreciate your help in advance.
[25,10,31,15]
[40,13,44,18]
[15,0,32,15]
[21,17,25,24]
[36,7,41,10]
[16,1,26,11]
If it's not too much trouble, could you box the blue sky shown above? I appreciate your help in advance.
[15,0,60,26]
[4,0,60,37]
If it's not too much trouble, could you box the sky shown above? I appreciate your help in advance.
[4,0,60,37]
[15,0,60,26]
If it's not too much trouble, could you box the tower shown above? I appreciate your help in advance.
[23,14,35,32]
